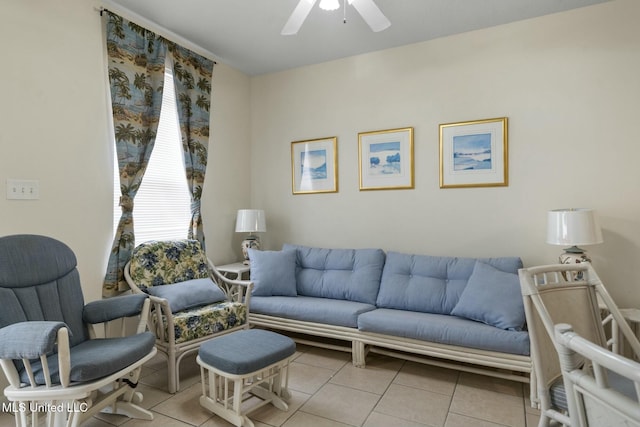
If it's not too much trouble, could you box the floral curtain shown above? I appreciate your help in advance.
[103,12,167,297]
[167,44,214,249]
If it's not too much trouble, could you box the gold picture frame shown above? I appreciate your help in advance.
[439,117,508,189]
[358,127,414,191]
[291,136,338,195]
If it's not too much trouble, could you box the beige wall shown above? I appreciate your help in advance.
[1,0,638,310]
[0,0,252,304]
[250,0,640,307]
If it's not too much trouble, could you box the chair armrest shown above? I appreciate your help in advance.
[0,321,67,359]
[83,293,149,324]
[209,260,254,306]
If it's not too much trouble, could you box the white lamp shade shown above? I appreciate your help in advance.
[235,209,266,233]
[546,208,603,246]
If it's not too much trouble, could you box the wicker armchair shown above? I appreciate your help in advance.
[555,323,640,427]
[519,263,640,427]
[124,239,252,393]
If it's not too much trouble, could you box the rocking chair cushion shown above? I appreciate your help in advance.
[18,331,155,385]
[83,293,149,324]
[147,278,227,313]
[0,321,68,359]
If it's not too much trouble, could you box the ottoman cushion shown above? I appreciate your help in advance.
[199,329,296,375]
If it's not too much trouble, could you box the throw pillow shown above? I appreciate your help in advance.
[451,261,525,331]
[248,248,297,296]
[147,278,227,313]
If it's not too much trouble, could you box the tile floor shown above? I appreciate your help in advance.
[0,344,542,427]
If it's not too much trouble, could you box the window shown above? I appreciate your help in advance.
[113,68,192,245]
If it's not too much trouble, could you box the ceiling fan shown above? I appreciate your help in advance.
[282,0,391,35]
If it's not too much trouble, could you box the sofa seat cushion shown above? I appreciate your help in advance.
[283,244,385,305]
[377,252,523,314]
[164,301,247,344]
[251,295,376,328]
[357,308,530,356]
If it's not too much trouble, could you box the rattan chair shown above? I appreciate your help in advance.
[124,239,252,393]
[555,323,640,427]
[519,263,640,427]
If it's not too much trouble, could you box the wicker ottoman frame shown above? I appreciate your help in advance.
[197,329,296,427]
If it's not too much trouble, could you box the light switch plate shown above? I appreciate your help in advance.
[6,179,40,200]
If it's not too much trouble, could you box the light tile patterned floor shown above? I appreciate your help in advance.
[0,344,542,427]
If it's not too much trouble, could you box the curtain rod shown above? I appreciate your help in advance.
[96,2,218,64]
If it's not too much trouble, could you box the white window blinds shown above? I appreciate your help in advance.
[113,69,192,245]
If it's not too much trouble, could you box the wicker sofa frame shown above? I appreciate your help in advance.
[250,313,531,384]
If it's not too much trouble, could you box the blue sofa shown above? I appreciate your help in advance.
[248,244,532,390]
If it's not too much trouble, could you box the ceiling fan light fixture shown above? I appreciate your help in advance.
[282,0,389,35]
[319,0,340,11]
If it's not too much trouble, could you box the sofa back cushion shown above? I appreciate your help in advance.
[377,252,523,314]
[283,244,385,305]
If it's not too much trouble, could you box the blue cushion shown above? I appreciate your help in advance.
[248,249,297,296]
[147,278,227,313]
[19,332,156,385]
[376,252,523,314]
[199,329,296,375]
[251,295,376,328]
[357,308,530,356]
[0,235,88,347]
[451,261,525,331]
[282,244,385,304]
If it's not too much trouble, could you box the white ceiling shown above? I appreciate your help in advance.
[103,0,609,76]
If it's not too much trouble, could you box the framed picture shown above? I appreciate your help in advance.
[439,117,508,189]
[358,127,414,191]
[291,136,338,194]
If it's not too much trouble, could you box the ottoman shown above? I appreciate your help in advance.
[197,329,296,427]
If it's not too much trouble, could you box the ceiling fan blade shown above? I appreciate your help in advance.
[281,0,318,35]
[349,0,391,32]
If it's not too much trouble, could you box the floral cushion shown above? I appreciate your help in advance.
[163,301,247,344]
[129,240,209,292]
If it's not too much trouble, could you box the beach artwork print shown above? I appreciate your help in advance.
[291,137,338,194]
[300,149,327,181]
[368,141,401,176]
[439,117,508,188]
[453,133,492,171]
[358,127,414,190]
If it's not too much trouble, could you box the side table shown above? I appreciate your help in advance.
[217,262,250,280]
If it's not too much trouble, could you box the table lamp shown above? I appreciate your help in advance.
[547,208,603,264]
[235,209,266,264]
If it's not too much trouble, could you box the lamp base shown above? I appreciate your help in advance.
[241,235,261,265]
[559,245,591,265]
[559,246,590,281]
